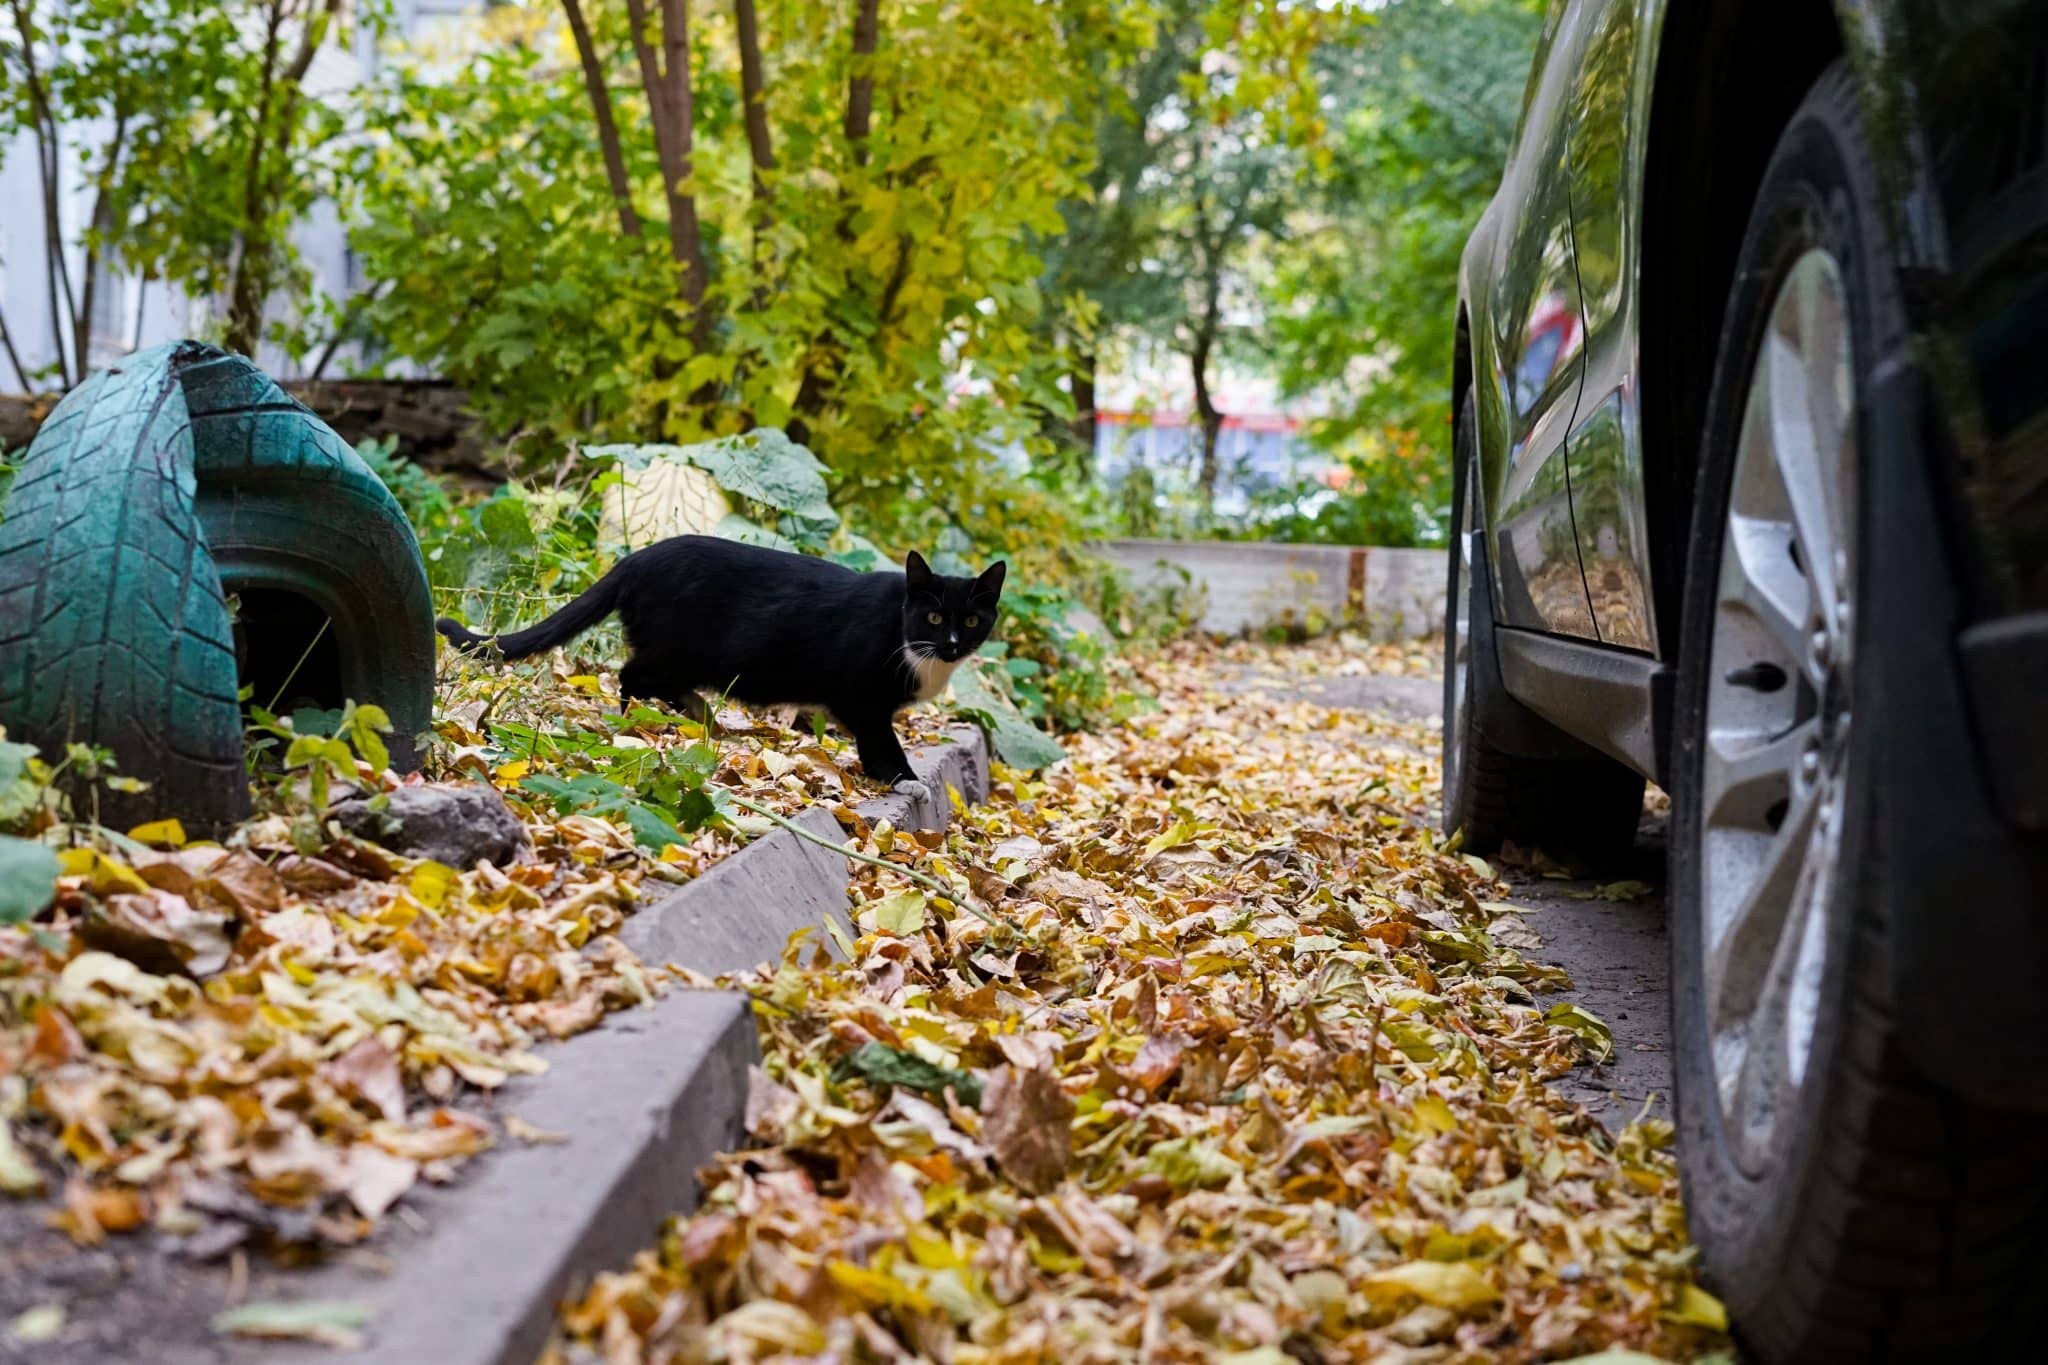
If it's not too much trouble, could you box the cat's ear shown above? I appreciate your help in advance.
[974,560,1008,600]
[904,550,935,591]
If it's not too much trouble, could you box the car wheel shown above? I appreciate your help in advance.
[1671,61,2047,1361]
[1442,391,1644,860]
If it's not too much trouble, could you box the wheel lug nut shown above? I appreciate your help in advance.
[1801,748,1821,780]
[1811,629,1831,663]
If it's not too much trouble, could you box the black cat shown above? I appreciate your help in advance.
[437,537,1005,795]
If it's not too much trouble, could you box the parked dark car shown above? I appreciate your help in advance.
[1446,1,2048,1358]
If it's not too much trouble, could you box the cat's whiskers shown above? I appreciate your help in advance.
[902,644,964,703]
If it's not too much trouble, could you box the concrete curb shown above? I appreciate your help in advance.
[252,726,990,1365]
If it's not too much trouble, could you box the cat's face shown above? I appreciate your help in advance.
[901,552,1006,663]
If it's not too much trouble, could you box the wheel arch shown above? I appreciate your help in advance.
[1637,0,1846,661]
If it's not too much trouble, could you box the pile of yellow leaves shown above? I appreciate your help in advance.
[552,635,1730,1363]
[0,650,944,1258]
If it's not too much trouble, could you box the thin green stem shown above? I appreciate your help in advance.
[724,792,1022,937]
[266,617,334,714]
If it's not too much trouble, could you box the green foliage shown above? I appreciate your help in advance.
[948,662,1068,771]
[589,431,840,552]
[0,740,42,828]
[344,0,1091,537]
[417,478,614,630]
[245,699,394,816]
[1,0,384,376]
[1228,426,1450,549]
[496,714,728,853]
[984,580,1150,734]
[832,1041,984,1107]
[1264,0,1541,523]
[0,741,60,926]
[354,436,454,533]
[0,833,59,926]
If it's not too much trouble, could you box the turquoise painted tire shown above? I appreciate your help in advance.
[0,342,432,831]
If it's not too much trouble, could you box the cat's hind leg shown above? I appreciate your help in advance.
[620,658,713,728]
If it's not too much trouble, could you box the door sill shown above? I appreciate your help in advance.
[1494,628,1671,784]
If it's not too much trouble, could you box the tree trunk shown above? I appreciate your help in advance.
[789,0,884,447]
[845,0,879,162]
[9,0,77,385]
[1191,321,1222,508]
[562,0,644,239]
[226,0,336,359]
[660,0,706,331]
[734,0,775,331]
[225,4,285,358]
[75,114,128,370]
[734,0,775,200]
[626,0,713,351]
[0,308,31,392]
[1070,350,1098,457]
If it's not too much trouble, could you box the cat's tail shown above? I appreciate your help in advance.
[436,565,626,662]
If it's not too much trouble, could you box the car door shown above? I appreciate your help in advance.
[1563,0,1660,653]
[1487,1,1602,641]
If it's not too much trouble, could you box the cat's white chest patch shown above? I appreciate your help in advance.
[905,650,963,703]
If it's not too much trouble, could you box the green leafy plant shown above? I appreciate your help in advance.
[0,833,59,926]
[245,699,393,816]
[585,431,845,554]
[0,733,156,929]
[492,711,728,854]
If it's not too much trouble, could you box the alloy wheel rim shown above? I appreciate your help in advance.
[1699,248,1857,1175]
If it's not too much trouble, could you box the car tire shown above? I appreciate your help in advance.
[0,346,248,830]
[182,349,435,773]
[0,342,434,831]
[1670,62,2048,1362]
[1442,391,1644,861]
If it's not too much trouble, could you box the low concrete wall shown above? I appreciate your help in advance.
[1095,538,1446,640]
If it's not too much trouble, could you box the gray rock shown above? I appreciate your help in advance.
[332,782,528,868]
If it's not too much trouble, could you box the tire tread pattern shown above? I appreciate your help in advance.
[0,341,436,827]
[0,342,245,828]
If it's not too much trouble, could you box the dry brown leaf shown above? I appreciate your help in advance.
[195,851,286,919]
[341,1144,418,1219]
[80,890,231,977]
[979,1064,1073,1195]
[322,1037,408,1124]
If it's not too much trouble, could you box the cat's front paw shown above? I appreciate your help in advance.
[892,778,933,805]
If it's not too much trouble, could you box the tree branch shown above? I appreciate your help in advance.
[8,0,77,385]
[733,0,775,199]
[0,307,33,392]
[625,0,711,346]
[307,277,392,381]
[845,0,879,162]
[226,0,288,357]
[561,0,643,238]
[789,0,885,442]
[76,113,128,369]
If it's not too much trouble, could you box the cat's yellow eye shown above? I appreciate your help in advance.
[965,615,979,628]
[927,611,943,625]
